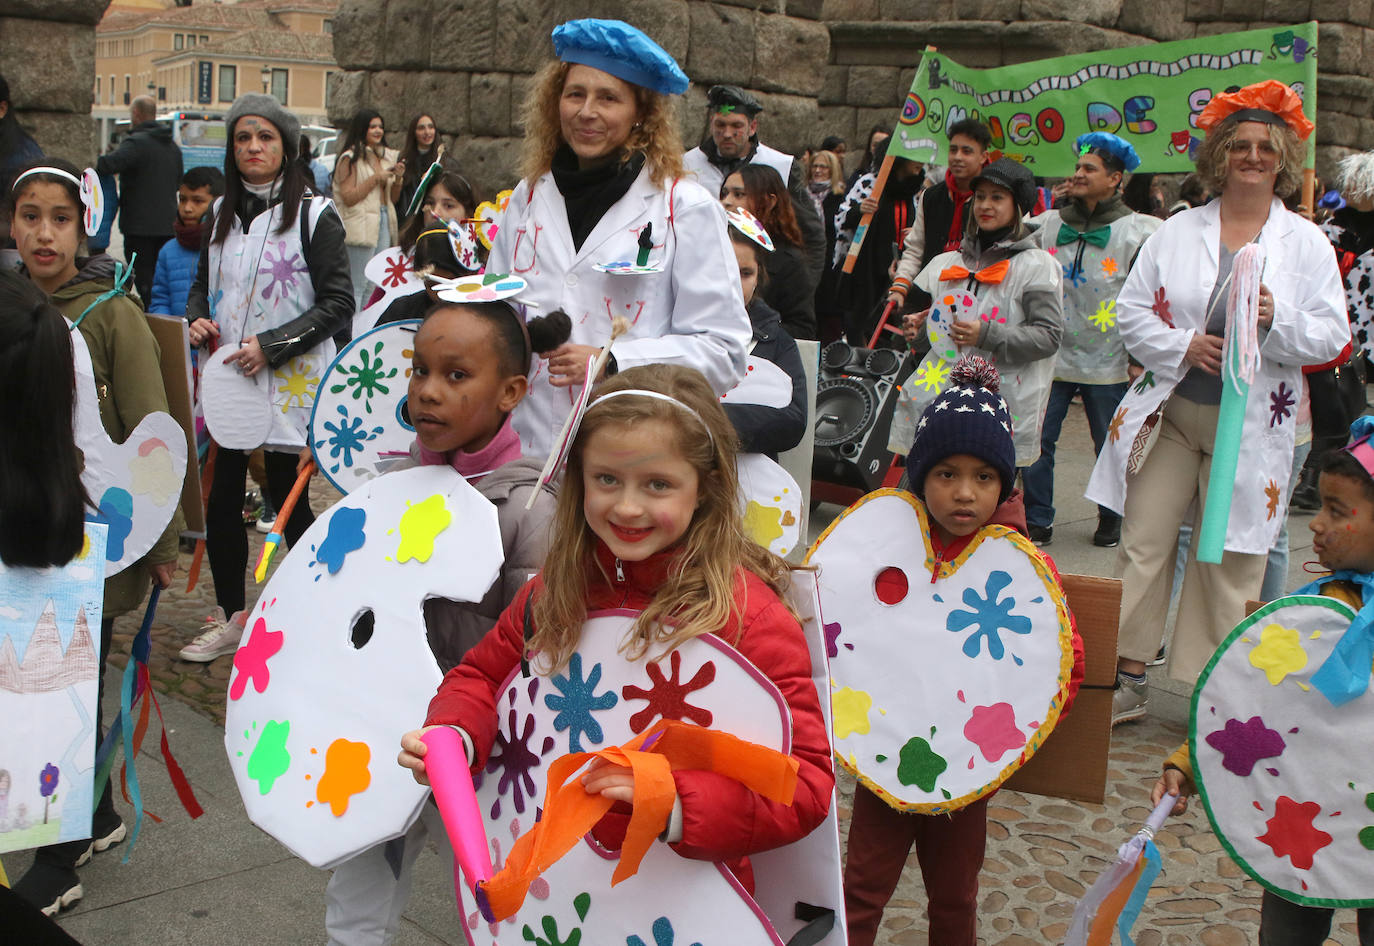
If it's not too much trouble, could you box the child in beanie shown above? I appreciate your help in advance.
[844,355,1083,946]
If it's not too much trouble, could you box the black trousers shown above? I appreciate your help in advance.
[122,233,171,308]
[206,448,314,615]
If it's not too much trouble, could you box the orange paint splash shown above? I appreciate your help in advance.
[315,738,371,816]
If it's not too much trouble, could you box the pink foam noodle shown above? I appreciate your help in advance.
[421,727,496,920]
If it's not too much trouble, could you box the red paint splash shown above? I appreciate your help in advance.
[1256,795,1333,870]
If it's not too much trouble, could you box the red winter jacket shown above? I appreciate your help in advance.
[425,542,836,893]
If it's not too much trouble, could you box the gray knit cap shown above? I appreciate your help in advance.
[226,93,300,149]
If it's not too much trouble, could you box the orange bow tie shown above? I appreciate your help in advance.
[939,259,1011,284]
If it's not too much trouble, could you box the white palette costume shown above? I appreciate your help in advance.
[806,489,1074,813]
[726,357,804,559]
[70,327,187,577]
[1192,595,1374,907]
[310,320,421,493]
[457,602,844,946]
[224,465,503,868]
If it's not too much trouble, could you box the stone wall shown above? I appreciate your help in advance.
[332,0,1374,193]
[3,0,109,167]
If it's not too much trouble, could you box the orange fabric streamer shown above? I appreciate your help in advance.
[477,719,800,922]
[938,259,1011,285]
[1085,856,1146,945]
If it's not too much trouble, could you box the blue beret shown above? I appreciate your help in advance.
[552,19,689,96]
[1073,132,1141,172]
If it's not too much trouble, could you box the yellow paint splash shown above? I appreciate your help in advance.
[833,686,874,739]
[392,494,452,563]
[274,360,320,412]
[1248,623,1308,686]
[743,500,785,548]
[315,738,371,816]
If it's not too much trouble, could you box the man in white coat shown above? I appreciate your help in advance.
[684,85,826,284]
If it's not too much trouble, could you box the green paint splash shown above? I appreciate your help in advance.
[247,719,291,794]
[897,735,947,792]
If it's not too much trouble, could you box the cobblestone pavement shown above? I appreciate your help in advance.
[101,475,1365,945]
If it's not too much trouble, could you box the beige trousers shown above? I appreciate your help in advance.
[1117,397,1267,681]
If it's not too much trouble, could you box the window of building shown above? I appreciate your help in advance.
[187,35,195,48]
[174,33,183,50]
[324,70,335,108]
[95,76,101,103]
[123,75,131,106]
[323,19,333,34]
[109,75,116,105]
[201,35,209,44]
[271,68,288,105]
[218,64,236,103]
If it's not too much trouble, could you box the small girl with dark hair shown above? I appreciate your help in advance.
[721,163,816,339]
[0,269,87,568]
[324,296,567,943]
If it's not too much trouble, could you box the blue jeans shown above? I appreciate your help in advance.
[1024,380,1128,530]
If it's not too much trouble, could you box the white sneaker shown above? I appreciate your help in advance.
[1111,673,1149,726]
[255,514,277,535]
[179,608,248,662]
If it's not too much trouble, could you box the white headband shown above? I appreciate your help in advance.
[12,166,105,237]
[587,389,715,445]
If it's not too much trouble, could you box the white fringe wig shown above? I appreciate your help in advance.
[1337,151,1374,205]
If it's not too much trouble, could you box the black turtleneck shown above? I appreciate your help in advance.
[976,223,1015,251]
[550,145,646,251]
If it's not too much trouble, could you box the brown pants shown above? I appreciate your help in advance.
[843,785,988,946]
[1117,397,1267,681]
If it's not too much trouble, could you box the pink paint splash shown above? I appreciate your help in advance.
[963,702,1026,763]
[137,437,168,456]
[229,617,284,701]
[1204,715,1286,777]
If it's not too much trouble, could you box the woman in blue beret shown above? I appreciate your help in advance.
[487,18,751,456]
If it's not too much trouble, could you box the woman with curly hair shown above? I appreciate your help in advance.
[486,18,750,456]
[1087,80,1350,720]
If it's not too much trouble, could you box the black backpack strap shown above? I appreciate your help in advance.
[520,590,534,678]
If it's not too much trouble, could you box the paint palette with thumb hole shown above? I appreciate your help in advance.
[805,489,1073,814]
[1191,594,1374,907]
[70,326,186,578]
[719,355,793,410]
[224,464,504,869]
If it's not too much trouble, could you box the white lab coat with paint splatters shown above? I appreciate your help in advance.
[1030,208,1161,385]
[1085,199,1349,554]
[487,167,751,456]
[888,233,1064,466]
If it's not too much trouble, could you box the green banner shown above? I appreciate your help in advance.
[890,22,1318,176]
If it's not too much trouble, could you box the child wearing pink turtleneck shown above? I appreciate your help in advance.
[324,299,567,945]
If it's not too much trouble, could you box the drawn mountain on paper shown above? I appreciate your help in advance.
[0,601,98,694]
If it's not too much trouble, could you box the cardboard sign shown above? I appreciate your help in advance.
[145,314,204,535]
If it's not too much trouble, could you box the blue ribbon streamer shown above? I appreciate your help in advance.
[1292,571,1374,706]
[1117,840,1162,946]
[69,253,136,332]
[115,585,158,862]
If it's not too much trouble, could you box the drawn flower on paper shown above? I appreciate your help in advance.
[1101,257,1119,278]
[1269,382,1295,427]
[946,570,1033,661]
[380,252,410,289]
[1108,406,1128,443]
[544,653,617,752]
[1132,370,1156,394]
[39,763,59,798]
[914,357,950,393]
[1265,479,1282,520]
[258,241,307,303]
[1151,287,1174,327]
[314,405,383,473]
[330,342,398,412]
[1089,299,1117,332]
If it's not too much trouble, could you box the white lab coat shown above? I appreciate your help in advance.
[683,142,794,201]
[488,167,751,456]
[1086,198,1349,554]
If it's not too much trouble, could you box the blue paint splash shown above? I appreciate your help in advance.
[946,570,1032,660]
[544,653,617,752]
[313,506,367,576]
[97,487,134,560]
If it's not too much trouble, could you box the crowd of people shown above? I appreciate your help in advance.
[2,14,1373,946]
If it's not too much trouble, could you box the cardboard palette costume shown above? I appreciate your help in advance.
[806,490,1075,813]
[1191,595,1374,907]
[224,465,504,868]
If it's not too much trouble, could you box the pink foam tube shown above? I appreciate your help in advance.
[421,727,495,914]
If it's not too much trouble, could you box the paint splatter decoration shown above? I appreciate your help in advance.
[726,206,775,252]
[446,217,482,273]
[309,320,421,493]
[805,489,1073,814]
[473,189,514,249]
[591,260,665,275]
[224,465,504,869]
[737,455,802,559]
[1191,595,1374,907]
[71,327,187,577]
[433,272,528,304]
[365,246,421,296]
[454,604,844,945]
[79,168,104,236]
[719,355,793,409]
